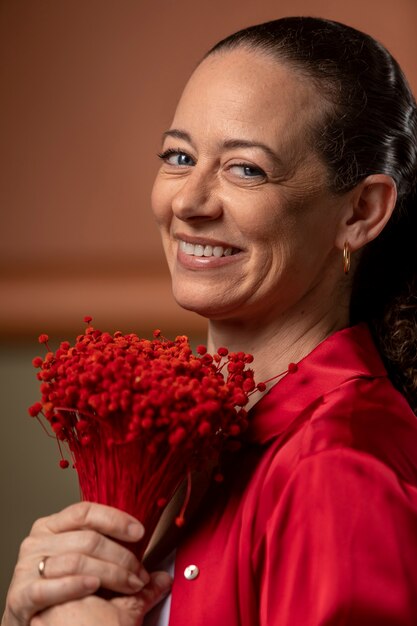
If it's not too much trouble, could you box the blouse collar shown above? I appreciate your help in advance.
[247,323,387,445]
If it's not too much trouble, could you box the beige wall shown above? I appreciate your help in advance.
[1,0,416,607]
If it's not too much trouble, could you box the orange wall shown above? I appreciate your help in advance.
[1,0,416,337]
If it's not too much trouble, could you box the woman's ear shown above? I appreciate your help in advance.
[335,174,397,251]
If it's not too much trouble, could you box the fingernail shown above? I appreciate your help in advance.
[127,522,144,540]
[138,567,150,585]
[128,573,144,590]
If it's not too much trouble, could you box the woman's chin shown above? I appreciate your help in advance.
[172,289,234,320]
[174,297,223,319]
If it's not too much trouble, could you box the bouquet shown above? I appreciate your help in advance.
[29,318,262,557]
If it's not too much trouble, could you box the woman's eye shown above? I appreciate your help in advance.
[229,163,266,179]
[158,150,195,167]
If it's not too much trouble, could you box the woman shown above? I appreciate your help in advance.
[3,16,417,626]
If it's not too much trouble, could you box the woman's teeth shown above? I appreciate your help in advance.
[179,241,235,257]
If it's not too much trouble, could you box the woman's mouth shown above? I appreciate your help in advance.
[179,240,239,258]
[176,238,243,270]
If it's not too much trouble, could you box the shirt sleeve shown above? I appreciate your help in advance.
[258,448,417,625]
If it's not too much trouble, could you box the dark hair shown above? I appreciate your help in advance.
[207,17,417,413]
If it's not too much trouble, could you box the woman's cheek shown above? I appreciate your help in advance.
[150,177,170,226]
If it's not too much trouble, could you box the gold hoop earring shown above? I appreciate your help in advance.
[343,241,351,275]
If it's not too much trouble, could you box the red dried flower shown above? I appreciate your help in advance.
[28,402,43,417]
[30,322,257,558]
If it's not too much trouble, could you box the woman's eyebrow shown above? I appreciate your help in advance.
[162,129,193,143]
[222,139,283,167]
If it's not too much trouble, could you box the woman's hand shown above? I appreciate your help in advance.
[2,502,151,626]
[29,571,173,626]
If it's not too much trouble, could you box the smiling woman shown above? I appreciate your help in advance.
[3,15,417,626]
[152,50,348,335]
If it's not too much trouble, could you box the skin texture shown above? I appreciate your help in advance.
[3,47,396,626]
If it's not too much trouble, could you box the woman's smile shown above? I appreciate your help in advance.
[176,234,243,269]
[179,240,236,258]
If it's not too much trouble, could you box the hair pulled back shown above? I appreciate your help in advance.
[207,17,417,413]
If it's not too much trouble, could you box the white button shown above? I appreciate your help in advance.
[184,564,199,580]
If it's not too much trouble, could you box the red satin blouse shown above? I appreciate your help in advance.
[168,324,417,625]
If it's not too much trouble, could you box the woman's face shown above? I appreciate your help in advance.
[151,48,348,323]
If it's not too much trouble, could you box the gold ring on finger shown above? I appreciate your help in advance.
[38,556,49,578]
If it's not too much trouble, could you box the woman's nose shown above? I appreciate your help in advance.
[171,169,223,222]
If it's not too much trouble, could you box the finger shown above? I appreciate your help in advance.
[30,596,118,626]
[32,502,144,543]
[39,529,143,574]
[8,576,100,623]
[111,571,173,623]
[42,552,150,594]
[140,571,173,613]
[30,596,109,626]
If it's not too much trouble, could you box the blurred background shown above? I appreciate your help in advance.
[1,0,416,608]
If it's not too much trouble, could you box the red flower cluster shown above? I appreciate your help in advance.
[29,320,258,556]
